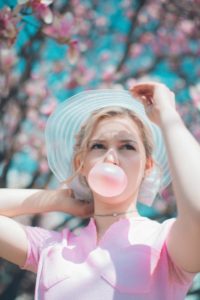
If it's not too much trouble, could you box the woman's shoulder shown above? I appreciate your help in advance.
[23,224,73,251]
[129,216,176,249]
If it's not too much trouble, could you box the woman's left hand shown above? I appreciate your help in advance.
[58,187,94,218]
[130,82,177,127]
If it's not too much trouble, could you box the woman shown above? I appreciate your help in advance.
[0,82,200,299]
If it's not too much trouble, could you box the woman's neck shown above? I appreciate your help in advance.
[93,197,139,241]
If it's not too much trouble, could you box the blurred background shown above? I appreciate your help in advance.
[0,0,200,299]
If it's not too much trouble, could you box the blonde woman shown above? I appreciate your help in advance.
[0,82,200,299]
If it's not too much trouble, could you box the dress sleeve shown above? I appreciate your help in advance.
[20,225,62,273]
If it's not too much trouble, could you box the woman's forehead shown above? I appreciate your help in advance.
[91,116,141,139]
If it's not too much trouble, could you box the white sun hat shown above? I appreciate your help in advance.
[45,89,171,206]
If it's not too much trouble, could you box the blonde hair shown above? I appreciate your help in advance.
[65,106,157,186]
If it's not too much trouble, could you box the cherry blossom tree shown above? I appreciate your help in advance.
[0,0,200,298]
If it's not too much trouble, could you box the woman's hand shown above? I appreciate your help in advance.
[58,188,94,218]
[130,82,177,127]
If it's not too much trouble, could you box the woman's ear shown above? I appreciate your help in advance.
[74,155,85,175]
[144,157,154,177]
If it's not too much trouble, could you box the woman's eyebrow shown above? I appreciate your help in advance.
[89,138,138,144]
[119,139,138,144]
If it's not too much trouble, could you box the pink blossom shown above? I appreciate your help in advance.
[66,78,79,89]
[68,40,79,64]
[43,12,75,44]
[74,3,87,17]
[39,160,49,173]
[146,3,160,19]
[25,76,48,98]
[138,13,148,25]
[17,133,29,147]
[0,6,20,48]
[121,0,132,9]
[100,51,111,62]
[125,10,134,19]
[4,104,20,131]
[179,20,194,35]
[102,66,116,82]
[37,119,46,130]
[33,3,53,24]
[140,33,153,44]
[78,21,90,36]
[126,78,139,90]
[65,62,95,88]
[0,59,19,96]
[40,101,57,116]
[95,16,107,27]
[29,135,43,149]
[27,108,38,122]
[79,68,95,85]
[52,61,66,73]
[130,44,143,58]
[0,49,18,72]
[190,84,200,111]
[18,0,54,24]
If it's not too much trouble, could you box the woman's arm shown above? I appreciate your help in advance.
[131,82,200,273]
[0,188,93,266]
[0,188,93,218]
[0,215,29,266]
[0,188,61,217]
[157,99,200,273]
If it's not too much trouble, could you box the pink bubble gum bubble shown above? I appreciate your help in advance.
[88,163,128,197]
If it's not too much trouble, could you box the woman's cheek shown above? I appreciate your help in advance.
[126,157,144,186]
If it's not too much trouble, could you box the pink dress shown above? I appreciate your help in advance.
[20,216,196,299]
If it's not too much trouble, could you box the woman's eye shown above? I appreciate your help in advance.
[121,144,136,150]
[90,143,105,150]
[89,143,136,151]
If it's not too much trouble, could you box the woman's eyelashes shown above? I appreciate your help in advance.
[89,143,136,151]
[90,143,104,150]
[123,144,136,150]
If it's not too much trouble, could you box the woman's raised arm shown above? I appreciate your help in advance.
[0,188,69,217]
[0,188,93,217]
[132,82,200,273]
[0,188,93,266]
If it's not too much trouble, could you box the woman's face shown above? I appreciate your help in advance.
[79,116,151,204]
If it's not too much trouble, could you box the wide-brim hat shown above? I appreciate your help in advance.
[45,89,171,206]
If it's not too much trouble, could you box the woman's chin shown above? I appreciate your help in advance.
[92,189,137,205]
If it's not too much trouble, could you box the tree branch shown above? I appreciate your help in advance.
[116,0,147,72]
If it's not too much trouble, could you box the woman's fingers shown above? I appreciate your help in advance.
[130,83,155,105]
[77,200,94,218]
[131,86,152,98]
[130,81,176,127]
[130,81,176,109]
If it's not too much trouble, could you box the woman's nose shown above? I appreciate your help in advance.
[103,148,119,165]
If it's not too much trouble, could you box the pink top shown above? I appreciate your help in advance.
[20,216,195,300]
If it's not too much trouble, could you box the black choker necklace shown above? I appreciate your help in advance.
[93,209,137,217]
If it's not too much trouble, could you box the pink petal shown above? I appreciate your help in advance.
[41,0,53,5]
[42,7,53,24]
[68,40,79,64]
